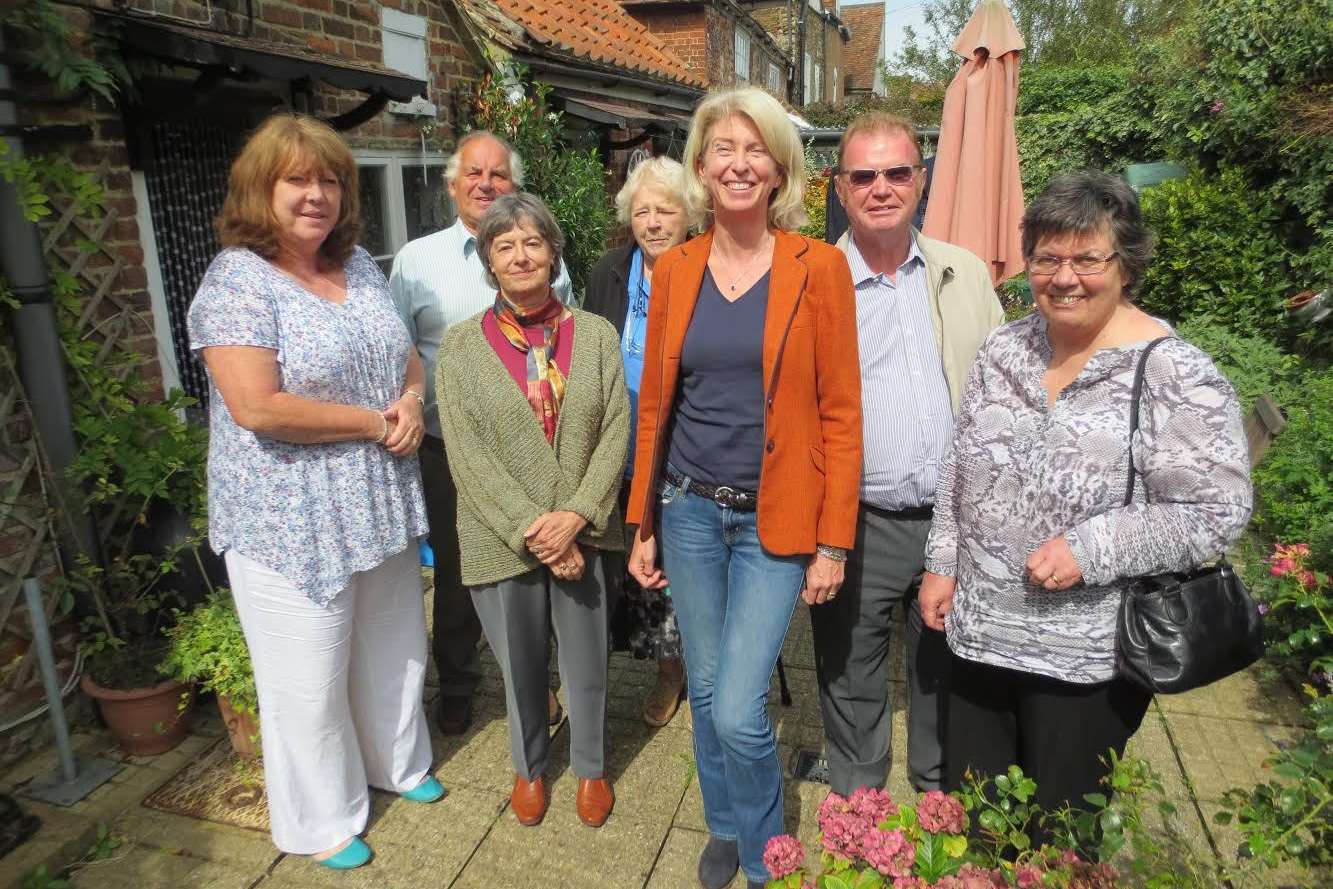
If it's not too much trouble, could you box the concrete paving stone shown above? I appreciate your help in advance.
[452,804,669,889]
[66,845,260,889]
[107,806,279,869]
[643,826,757,889]
[428,698,526,794]
[1157,666,1309,727]
[1,811,98,889]
[1124,703,1193,801]
[592,717,694,821]
[1158,710,1303,802]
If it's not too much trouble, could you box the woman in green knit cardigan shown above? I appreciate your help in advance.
[436,193,628,830]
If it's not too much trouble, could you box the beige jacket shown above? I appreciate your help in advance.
[836,229,1005,411]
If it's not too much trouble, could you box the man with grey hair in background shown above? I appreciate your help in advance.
[391,131,572,735]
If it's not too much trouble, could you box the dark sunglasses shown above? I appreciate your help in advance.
[841,165,924,188]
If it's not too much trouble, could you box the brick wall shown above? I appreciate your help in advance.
[624,7,710,83]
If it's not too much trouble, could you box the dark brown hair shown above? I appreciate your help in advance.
[215,113,361,265]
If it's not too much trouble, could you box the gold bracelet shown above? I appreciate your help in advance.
[371,410,388,444]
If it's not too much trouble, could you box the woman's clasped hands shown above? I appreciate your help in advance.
[380,390,425,456]
[526,511,588,581]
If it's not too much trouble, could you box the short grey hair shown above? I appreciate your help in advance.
[1021,170,1156,299]
[615,156,688,224]
[444,130,525,187]
[475,192,565,291]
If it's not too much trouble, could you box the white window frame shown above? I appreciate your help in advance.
[353,150,450,267]
[381,8,436,116]
[814,61,824,102]
[832,65,839,101]
[803,53,812,103]
[734,27,751,82]
[768,60,781,94]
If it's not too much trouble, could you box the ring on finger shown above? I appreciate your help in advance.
[1051,574,1061,584]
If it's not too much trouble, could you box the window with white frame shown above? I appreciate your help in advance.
[768,60,781,94]
[734,27,751,82]
[381,8,435,116]
[814,61,824,102]
[803,53,812,103]
[832,65,839,101]
[355,151,451,274]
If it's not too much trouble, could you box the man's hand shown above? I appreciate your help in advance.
[919,571,957,632]
[628,533,668,589]
[802,553,845,606]
[525,511,588,562]
[1025,537,1083,591]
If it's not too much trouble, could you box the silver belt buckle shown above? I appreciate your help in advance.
[713,486,739,508]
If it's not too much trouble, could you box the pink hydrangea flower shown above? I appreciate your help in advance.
[762,834,806,879]
[956,864,1007,888]
[916,790,967,834]
[860,827,915,878]
[893,878,925,889]
[1016,863,1044,888]
[820,810,871,859]
[849,786,898,824]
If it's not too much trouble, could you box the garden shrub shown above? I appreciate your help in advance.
[802,79,947,128]
[1137,167,1296,342]
[1174,317,1302,411]
[1017,65,1133,116]
[1251,368,1333,574]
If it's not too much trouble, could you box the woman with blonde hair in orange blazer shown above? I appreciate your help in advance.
[625,87,862,889]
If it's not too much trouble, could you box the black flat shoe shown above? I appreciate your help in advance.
[697,835,739,889]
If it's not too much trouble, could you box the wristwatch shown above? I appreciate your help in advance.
[816,544,848,562]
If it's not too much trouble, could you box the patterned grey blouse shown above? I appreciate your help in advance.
[924,313,1252,683]
[188,247,428,606]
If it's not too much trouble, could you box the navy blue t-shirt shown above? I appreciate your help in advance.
[666,269,769,489]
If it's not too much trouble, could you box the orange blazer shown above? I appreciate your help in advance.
[625,228,863,555]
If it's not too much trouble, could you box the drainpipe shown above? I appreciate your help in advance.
[0,31,103,565]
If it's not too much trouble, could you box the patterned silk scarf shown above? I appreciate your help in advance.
[492,292,567,443]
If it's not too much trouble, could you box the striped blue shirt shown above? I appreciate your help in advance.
[845,233,954,510]
[389,217,573,438]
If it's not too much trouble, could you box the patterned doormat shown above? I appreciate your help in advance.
[142,739,270,832]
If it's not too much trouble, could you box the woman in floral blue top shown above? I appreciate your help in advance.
[919,171,1251,846]
[187,114,440,870]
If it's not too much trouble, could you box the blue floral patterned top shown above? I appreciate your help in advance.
[187,247,428,606]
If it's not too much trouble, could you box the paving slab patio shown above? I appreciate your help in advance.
[1,582,1318,889]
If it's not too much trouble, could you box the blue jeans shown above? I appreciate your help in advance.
[658,469,807,883]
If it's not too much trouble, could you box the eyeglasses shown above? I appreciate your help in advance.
[840,165,924,188]
[1027,253,1120,276]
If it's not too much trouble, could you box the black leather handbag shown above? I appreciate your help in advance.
[1114,337,1264,694]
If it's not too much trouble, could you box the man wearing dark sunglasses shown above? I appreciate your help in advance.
[810,113,1005,798]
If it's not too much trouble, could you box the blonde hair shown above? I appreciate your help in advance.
[837,112,923,169]
[614,156,687,224]
[216,114,361,264]
[681,87,807,231]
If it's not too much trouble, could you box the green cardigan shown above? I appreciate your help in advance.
[436,307,629,587]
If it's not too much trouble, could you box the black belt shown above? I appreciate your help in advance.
[664,468,758,511]
[862,502,934,521]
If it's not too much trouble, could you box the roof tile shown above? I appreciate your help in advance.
[841,3,884,92]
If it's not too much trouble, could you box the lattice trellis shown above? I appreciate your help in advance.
[0,158,147,726]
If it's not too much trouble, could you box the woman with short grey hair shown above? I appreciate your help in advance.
[436,191,629,829]
[919,170,1251,845]
[584,157,691,728]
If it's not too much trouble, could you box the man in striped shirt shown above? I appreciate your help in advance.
[815,114,1004,795]
[390,132,572,735]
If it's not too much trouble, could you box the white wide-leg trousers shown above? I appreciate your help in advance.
[225,546,433,854]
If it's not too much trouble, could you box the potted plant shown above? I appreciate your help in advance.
[160,590,259,758]
[62,389,211,755]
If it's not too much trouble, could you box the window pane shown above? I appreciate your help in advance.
[401,163,451,243]
[358,165,389,260]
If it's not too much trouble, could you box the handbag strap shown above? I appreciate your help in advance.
[1123,337,1173,507]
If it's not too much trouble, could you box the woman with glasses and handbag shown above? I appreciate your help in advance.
[918,170,1252,843]
[625,87,862,889]
[585,157,692,728]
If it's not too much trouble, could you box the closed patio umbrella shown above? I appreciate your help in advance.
[922,0,1025,286]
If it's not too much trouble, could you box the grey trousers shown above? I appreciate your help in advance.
[809,504,951,794]
[471,556,612,781]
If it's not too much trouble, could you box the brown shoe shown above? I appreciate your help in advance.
[642,662,684,727]
[510,776,547,826]
[576,777,614,827]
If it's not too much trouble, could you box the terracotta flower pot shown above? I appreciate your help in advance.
[218,695,261,759]
[81,673,194,756]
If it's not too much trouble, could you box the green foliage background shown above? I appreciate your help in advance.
[470,74,613,300]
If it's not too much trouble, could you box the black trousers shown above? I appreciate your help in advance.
[945,654,1152,845]
[420,435,483,708]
